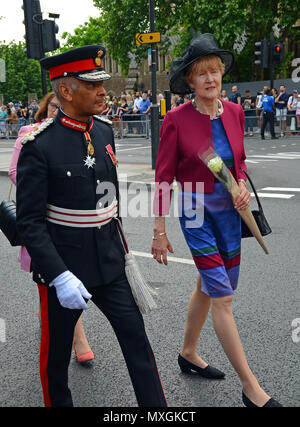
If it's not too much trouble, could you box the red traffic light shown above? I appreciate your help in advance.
[275,45,281,53]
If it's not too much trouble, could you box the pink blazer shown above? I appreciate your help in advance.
[9,124,41,272]
[154,100,247,215]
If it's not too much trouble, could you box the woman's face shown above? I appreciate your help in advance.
[187,59,222,102]
[47,96,60,119]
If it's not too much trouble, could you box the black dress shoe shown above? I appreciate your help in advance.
[178,354,225,379]
[242,392,283,407]
[271,136,278,139]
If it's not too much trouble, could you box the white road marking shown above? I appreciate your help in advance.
[262,187,300,192]
[251,192,294,199]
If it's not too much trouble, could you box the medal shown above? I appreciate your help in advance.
[84,155,96,169]
[84,131,96,167]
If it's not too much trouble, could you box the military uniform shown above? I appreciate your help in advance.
[16,45,166,407]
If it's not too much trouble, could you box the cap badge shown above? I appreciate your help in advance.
[95,50,103,67]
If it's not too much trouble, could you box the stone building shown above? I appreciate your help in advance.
[102,49,172,97]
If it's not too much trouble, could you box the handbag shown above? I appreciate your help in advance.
[0,183,23,246]
[241,170,272,239]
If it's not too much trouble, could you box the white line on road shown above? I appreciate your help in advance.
[251,192,294,199]
[262,187,300,192]
[131,250,194,265]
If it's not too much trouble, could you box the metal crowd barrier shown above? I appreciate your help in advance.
[109,114,151,138]
[0,111,299,140]
[242,108,300,136]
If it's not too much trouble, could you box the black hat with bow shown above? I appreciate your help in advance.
[169,33,234,95]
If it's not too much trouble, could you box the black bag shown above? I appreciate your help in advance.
[0,184,23,246]
[241,170,272,239]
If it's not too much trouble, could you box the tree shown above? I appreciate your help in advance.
[61,0,300,81]
[0,41,48,104]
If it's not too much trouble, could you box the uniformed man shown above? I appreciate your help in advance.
[16,45,167,407]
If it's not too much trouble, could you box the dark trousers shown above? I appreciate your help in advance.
[37,275,167,407]
[261,111,275,137]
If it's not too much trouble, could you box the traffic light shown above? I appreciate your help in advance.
[254,39,269,68]
[22,0,43,59]
[42,19,60,53]
[272,42,284,64]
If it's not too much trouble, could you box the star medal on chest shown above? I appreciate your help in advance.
[84,131,96,168]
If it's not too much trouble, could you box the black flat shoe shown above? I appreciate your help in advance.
[178,354,225,379]
[242,392,283,407]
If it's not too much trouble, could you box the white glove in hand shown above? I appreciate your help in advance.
[50,271,92,310]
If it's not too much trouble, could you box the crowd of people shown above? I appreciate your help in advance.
[0,99,40,137]
[1,84,299,139]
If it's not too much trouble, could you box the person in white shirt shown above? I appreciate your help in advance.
[287,89,299,133]
[133,91,142,114]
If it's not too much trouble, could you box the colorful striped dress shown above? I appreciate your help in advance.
[179,118,241,298]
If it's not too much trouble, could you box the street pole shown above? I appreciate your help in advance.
[269,32,274,90]
[149,0,159,169]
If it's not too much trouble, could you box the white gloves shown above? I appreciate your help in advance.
[50,271,92,310]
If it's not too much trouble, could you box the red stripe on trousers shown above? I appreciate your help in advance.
[152,351,168,406]
[223,254,241,270]
[38,284,52,407]
[193,253,224,270]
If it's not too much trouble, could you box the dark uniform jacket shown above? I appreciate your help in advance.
[16,109,125,290]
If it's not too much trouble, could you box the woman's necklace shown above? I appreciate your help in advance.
[192,98,223,120]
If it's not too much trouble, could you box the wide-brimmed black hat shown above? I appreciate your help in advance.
[169,33,234,95]
[40,45,111,82]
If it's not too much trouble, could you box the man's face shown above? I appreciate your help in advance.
[70,79,107,116]
[245,91,251,97]
[280,86,285,93]
[136,92,140,98]
[142,93,147,100]
[232,86,237,93]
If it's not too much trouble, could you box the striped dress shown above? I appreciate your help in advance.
[179,118,241,298]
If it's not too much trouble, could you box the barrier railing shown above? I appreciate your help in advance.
[0,110,299,139]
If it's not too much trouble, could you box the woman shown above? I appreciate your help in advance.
[152,33,281,407]
[220,89,229,101]
[0,105,8,137]
[9,92,94,363]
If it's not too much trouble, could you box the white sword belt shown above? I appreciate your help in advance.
[46,200,118,228]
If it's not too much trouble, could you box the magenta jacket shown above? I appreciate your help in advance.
[153,100,247,215]
[9,124,41,272]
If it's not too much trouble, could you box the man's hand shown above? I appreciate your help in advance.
[151,233,174,265]
[50,271,92,310]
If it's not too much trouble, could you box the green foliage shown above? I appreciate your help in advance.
[0,41,48,104]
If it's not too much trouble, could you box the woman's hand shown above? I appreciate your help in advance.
[151,233,174,265]
[234,181,251,210]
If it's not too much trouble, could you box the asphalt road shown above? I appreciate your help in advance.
[0,134,299,407]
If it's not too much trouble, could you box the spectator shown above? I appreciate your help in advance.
[133,91,142,114]
[171,95,178,109]
[107,97,119,118]
[23,106,30,125]
[139,92,151,136]
[241,90,255,136]
[229,85,241,104]
[255,91,264,131]
[296,94,300,135]
[0,105,7,137]
[261,88,277,140]
[220,89,229,101]
[183,94,190,103]
[287,89,299,133]
[6,107,19,137]
[16,105,26,128]
[176,96,184,106]
[275,85,289,136]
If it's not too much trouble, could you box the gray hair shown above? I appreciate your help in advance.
[51,77,79,100]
